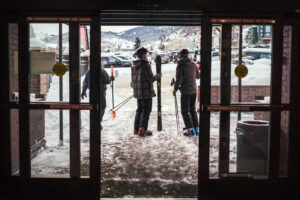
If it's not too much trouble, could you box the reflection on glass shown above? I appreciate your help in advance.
[231,25,272,103]
[30,110,70,177]
[9,24,19,102]
[29,23,69,102]
[10,109,19,175]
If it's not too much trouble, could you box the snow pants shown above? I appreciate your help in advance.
[134,98,152,131]
[100,95,106,122]
[180,93,198,129]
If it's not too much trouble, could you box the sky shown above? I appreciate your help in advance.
[101,26,141,33]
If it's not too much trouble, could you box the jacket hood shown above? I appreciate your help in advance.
[133,59,149,68]
[178,57,192,65]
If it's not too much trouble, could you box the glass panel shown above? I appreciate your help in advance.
[100,25,200,197]
[9,24,19,102]
[210,111,220,178]
[231,25,272,103]
[279,111,289,177]
[281,26,292,104]
[10,109,19,175]
[30,109,70,177]
[80,24,90,103]
[29,23,70,102]
[211,25,221,104]
[231,111,270,179]
[80,110,90,177]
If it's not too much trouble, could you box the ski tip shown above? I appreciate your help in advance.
[111,109,116,119]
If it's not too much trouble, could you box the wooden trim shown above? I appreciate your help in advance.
[199,17,212,180]
[218,23,231,175]
[89,15,101,197]
[202,104,290,111]
[69,22,81,178]
[18,20,30,178]
[269,20,284,179]
[0,23,11,176]
[288,22,300,179]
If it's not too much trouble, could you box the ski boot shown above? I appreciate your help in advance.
[192,127,199,136]
[183,128,195,136]
[134,129,138,135]
[138,128,153,136]
[138,128,146,137]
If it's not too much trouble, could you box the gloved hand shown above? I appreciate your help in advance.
[81,91,87,99]
[172,89,177,96]
[110,75,115,81]
[155,73,162,79]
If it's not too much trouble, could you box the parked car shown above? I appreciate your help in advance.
[156,54,170,64]
[243,48,271,59]
[101,56,132,68]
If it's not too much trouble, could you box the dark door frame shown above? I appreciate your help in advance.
[0,11,299,199]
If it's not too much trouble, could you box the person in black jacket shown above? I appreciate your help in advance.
[81,57,114,127]
[173,49,200,136]
[131,47,162,136]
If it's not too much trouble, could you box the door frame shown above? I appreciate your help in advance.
[0,13,101,200]
[0,11,299,199]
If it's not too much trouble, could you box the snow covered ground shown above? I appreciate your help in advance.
[31,59,269,197]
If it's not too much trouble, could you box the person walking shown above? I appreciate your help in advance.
[81,57,114,128]
[131,47,162,137]
[173,49,200,136]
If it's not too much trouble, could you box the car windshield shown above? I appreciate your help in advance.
[117,56,129,60]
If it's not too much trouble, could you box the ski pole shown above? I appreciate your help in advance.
[113,95,134,112]
[111,65,116,119]
[171,78,181,136]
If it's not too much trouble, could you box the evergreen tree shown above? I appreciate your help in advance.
[134,37,141,50]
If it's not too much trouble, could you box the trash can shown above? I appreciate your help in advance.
[236,120,269,176]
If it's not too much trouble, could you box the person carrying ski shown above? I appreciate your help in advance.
[131,47,162,137]
[173,49,200,136]
[81,57,115,128]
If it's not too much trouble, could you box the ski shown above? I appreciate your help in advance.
[155,55,162,131]
[111,65,116,119]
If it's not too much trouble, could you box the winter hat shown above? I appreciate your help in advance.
[179,49,189,58]
[134,47,148,58]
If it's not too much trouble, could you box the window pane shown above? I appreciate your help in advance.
[30,109,70,177]
[279,111,289,177]
[9,24,19,102]
[80,110,90,177]
[210,111,220,178]
[231,25,271,104]
[281,26,292,104]
[10,109,19,175]
[211,25,221,104]
[29,23,70,102]
[232,112,270,179]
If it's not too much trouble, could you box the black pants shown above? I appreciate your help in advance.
[134,98,152,131]
[181,93,199,129]
[100,96,106,122]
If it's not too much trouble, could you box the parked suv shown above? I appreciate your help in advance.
[101,56,132,68]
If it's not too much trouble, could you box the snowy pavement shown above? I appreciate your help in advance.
[31,60,265,197]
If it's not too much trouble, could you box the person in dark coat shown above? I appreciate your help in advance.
[81,57,114,127]
[131,47,162,136]
[173,49,200,136]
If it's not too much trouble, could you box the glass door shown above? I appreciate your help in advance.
[7,16,101,199]
[199,18,290,180]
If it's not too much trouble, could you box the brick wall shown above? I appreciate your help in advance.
[198,85,270,103]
